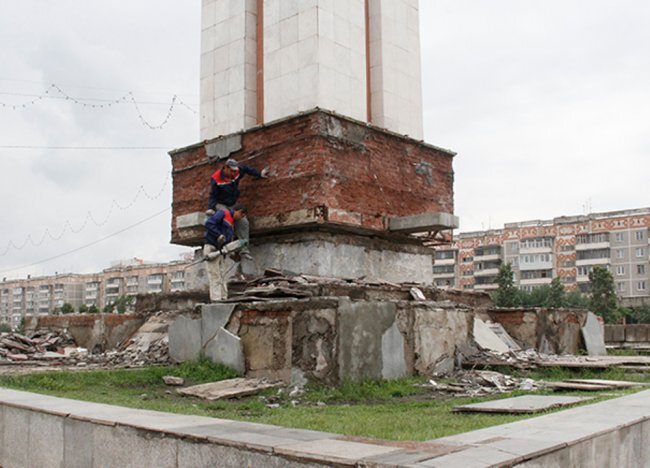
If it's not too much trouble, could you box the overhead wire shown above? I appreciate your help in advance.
[0,83,198,129]
[0,207,171,275]
[0,174,170,257]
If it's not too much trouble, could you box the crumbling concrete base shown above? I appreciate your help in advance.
[169,298,474,385]
[243,232,434,284]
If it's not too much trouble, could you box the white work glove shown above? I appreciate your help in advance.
[205,209,215,216]
[260,167,270,178]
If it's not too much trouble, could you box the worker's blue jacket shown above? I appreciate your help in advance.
[204,209,236,247]
[208,165,261,209]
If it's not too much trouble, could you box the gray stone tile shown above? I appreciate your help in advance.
[210,431,302,451]
[454,395,593,414]
[64,418,94,468]
[361,449,442,466]
[3,406,29,468]
[92,424,178,468]
[27,411,65,468]
[414,446,520,467]
[276,438,401,465]
[201,303,236,346]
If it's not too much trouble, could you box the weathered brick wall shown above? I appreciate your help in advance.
[170,110,455,245]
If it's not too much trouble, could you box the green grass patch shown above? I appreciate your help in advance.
[0,363,645,441]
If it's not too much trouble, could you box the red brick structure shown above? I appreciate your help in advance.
[170,109,456,246]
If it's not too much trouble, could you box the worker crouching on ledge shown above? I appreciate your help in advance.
[207,158,269,260]
[203,205,248,301]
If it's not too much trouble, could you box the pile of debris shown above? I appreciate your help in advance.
[226,268,434,302]
[423,369,541,397]
[0,330,76,361]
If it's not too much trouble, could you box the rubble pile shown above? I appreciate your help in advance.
[0,330,76,361]
[227,268,436,302]
[0,312,172,370]
[423,369,541,397]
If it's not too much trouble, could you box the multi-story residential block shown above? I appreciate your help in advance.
[0,256,206,329]
[434,208,650,306]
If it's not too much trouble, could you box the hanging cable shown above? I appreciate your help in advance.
[0,174,170,256]
[0,83,198,129]
[0,207,171,275]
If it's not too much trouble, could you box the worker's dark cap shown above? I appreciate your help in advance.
[232,204,247,214]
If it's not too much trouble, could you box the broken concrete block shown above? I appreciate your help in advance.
[203,327,245,374]
[381,321,407,379]
[581,312,607,356]
[337,299,399,381]
[454,395,593,414]
[176,377,281,400]
[201,303,236,347]
[409,287,426,301]
[205,134,242,160]
[473,318,510,354]
[162,376,185,386]
[168,316,202,363]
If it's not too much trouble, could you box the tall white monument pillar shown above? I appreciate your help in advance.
[200,0,424,141]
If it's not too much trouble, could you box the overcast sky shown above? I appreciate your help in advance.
[1,1,648,280]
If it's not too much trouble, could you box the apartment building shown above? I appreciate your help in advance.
[0,256,207,329]
[433,208,650,306]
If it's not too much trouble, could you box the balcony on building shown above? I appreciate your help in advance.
[576,248,610,267]
[474,245,502,262]
[433,264,455,279]
[474,259,501,278]
[519,237,554,254]
[474,275,498,290]
[519,269,553,286]
[434,249,456,266]
[575,232,610,251]
[519,253,553,271]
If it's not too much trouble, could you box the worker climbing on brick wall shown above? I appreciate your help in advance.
[206,158,269,259]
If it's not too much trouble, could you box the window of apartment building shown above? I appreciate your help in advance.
[560,245,575,251]
[616,266,625,276]
[462,256,473,263]
[576,249,610,261]
[639,281,647,291]
[616,249,625,259]
[617,282,625,292]
[127,276,139,293]
[638,265,646,275]
[433,265,455,274]
[560,261,574,268]
[577,266,592,276]
[520,238,553,249]
[636,247,646,258]
[614,232,625,242]
[435,250,455,260]
[462,284,473,290]
[635,230,645,241]
[462,269,474,276]
[576,233,609,244]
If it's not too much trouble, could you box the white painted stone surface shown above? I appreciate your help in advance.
[201,0,258,139]
[368,0,423,139]
[200,0,424,140]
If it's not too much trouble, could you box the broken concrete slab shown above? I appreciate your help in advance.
[177,378,281,401]
[454,395,593,414]
[381,321,407,379]
[473,318,510,354]
[564,379,648,389]
[487,322,520,351]
[546,381,623,391]
[388,212,459,233]
[168,316,202,363]
[581,312,607,356]
[201,303,236,347]
[337,300,404,381]
[203,327,245,374]
[163,376,185,386]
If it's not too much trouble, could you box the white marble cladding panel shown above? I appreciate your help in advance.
[263,0,366,123]
[368,0,423,139]
[201,0,258,140]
